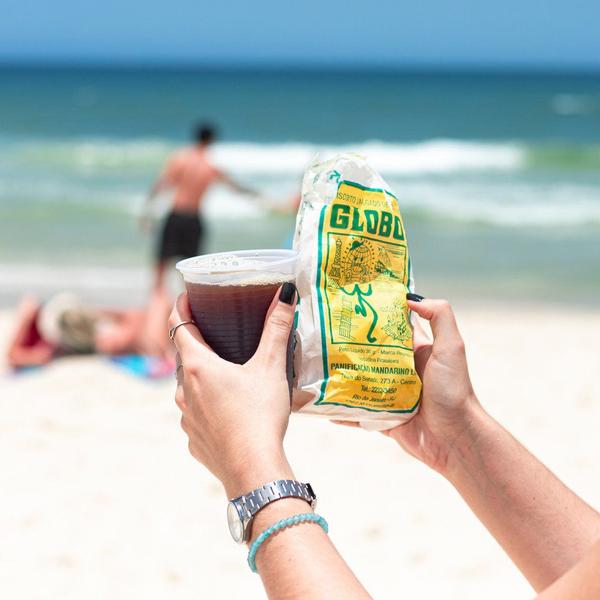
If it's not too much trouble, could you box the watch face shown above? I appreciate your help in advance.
[227,502,244,543]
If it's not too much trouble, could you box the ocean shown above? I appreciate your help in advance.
[1,66,599,306]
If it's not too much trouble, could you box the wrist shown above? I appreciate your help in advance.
[247,497,315,545]
[441,400,497,482]
[223,449,293,499]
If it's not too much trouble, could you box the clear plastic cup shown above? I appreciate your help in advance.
[176,249,298,367]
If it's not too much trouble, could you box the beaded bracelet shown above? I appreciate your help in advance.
[247,513,329,573]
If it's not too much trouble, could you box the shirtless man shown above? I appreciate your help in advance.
[142,123,257,290]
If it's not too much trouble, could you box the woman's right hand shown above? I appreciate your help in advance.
[384,298,484,475]
[170,287,298,499]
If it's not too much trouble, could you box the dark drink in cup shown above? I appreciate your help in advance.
[176,250,298,382]
[185,280,286,364]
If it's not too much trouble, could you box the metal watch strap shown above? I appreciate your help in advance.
[236,480,316,519]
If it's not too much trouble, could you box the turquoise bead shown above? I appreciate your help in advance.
[247,513,329,573]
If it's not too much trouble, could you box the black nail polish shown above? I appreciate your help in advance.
[279,282,297,305]
[406,292,425,302]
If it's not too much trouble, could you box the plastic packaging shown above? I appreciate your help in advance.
[291,154,421,430]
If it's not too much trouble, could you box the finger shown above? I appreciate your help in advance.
[175,384,187,412]
[168,293,214,360]
[252,282,297,369]
[174,353,188,411]
[413,343,433,378]
[175,352,184,386]
[407,298,462,348]
[410,312,431,352]
[180,415,198,437]
[406,292,431,351]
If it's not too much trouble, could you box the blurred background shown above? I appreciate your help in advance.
[1,0,599,306]
[1,2,599,599]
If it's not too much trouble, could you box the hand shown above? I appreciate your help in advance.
[169,286,297,498]
[384,298,482,475]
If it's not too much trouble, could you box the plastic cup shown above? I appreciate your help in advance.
[176,249,298,371]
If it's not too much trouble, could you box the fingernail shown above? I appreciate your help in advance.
[406,292,425,302]
[279,282,297,305]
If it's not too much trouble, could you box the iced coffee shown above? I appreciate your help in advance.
[176,250,298,373]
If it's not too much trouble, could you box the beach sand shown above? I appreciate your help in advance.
[1,303,599,599]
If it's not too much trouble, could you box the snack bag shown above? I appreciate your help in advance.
[292,154,421,430]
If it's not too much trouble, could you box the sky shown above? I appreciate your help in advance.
[1,0,600,70]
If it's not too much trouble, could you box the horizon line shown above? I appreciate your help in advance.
[1,58,600,77]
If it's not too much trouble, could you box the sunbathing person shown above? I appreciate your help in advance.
[7,288,173,370]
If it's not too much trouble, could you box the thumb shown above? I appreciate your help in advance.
[407,298,462,349]
[410,310,431,353]
[252,282,297,370]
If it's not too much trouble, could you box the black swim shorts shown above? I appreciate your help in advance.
[157,211,204,261]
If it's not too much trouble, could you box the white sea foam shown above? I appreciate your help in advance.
[394,181,600,227]
[2,136,600,228]
[211,139,526,175]
[0,136,525,176]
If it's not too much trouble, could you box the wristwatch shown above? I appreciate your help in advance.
[227,479,317,543]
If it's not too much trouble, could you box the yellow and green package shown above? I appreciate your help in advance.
[292,154,421,430]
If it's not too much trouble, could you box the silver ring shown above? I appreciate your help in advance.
[169,320,196,341]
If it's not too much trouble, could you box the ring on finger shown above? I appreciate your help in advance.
[169,320,196,341]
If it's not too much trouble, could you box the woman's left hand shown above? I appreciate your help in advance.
[169,286,297,498]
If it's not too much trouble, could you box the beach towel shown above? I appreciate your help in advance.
[109,355,175,379]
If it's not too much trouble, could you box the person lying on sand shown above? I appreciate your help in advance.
[7,288,173,369]
[169,288,600,599]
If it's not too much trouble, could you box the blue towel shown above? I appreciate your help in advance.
[109,355,175,379]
